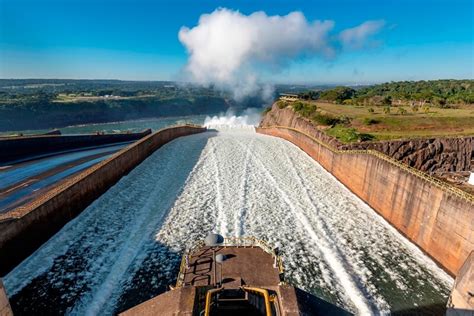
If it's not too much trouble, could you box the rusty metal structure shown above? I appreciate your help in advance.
[120,235,348,315]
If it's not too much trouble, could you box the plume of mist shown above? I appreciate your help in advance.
[204,108,262,129]
[179,8,385,100]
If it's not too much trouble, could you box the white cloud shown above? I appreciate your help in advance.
[339,20,385,49]
[178,8,385,100]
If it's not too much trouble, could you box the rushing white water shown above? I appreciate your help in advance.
[203,108,262,128]
[4,128,453,315]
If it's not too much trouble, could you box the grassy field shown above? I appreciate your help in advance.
[300,101,474,141]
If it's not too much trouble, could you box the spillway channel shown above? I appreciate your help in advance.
[4,128,452,315]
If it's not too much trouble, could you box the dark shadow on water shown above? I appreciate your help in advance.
[113,243,183,314]
[392,303,447,316]
[294,287,353,316]
[9,253,90,315]
[9,131,218,315]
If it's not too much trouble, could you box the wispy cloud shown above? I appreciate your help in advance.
[339,20,386,49]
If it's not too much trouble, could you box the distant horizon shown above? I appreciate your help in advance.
[0,77,472,87]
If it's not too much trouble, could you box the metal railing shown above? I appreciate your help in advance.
[258,126,474,204]
[203,287,223,316]
[241,286,276,316]
[175,236,284,288]
[221,237,284,274]
[201,286,277,316]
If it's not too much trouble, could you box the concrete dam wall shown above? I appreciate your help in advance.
[0,129,152,163]
[257,125,473,276]
[0,125,206,275]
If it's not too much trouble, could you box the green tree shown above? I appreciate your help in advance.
[382,96,392,106]
[319,87,356,104]
[398,107,407,115]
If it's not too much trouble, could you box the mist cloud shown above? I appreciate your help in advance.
[179,8,384,100]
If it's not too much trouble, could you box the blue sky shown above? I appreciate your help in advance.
[0,0,472,84]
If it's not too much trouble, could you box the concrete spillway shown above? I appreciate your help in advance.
[0,142,130,213]
[4,128,452,315]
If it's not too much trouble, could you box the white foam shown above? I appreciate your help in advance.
[203,108,261,130]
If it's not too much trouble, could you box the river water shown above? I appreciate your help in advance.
[0,115,207,136]
[4,128,452,315]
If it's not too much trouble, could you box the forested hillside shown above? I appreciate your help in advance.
[298,80,474,106]
[0,79,265,131]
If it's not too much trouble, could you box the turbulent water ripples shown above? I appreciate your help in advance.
[4,128,452,315]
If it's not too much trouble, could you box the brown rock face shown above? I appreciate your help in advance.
[260,104,473,174]
[344,138,473,174]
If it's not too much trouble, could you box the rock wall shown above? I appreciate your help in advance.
[0,279,13,316]
[257,125,474,276]
[0,125,206,276]
[0,129,152,164]
[343,138,473,174]
[261,104,473,174]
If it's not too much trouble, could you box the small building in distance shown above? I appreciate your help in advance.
[279,93,299,102]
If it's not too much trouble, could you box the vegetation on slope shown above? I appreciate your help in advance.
[0,79,267,131]
[298,79,474,106]
[276,98,474,143]
[279,80,474,143]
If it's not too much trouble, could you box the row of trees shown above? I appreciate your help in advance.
[297,79,474,107]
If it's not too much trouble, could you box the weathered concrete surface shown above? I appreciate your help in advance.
[0,129,152,163]
[0,125,206,276]
[257,126,474,276]
[0,279,13,316]
[261,104,473,174]
[447,252,474,314]
[181,246,280,288]
[119,287,196,316]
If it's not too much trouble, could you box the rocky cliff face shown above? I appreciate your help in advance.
[260,103,473,174]
[343,137,474,173]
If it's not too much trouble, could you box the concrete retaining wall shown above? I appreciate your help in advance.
[257,126,474,276]
[0,279,13,316]
[0,129,152,163]
[447,251,474,313]
[0,125,206,275]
